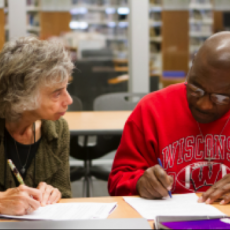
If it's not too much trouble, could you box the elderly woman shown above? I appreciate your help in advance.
[0,37,73,215]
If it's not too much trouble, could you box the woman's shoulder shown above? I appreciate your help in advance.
[42,118,69,142]
[53,118,69,132]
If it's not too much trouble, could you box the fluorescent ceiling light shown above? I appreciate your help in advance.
[117,7,130,15]
[69,21,89,30]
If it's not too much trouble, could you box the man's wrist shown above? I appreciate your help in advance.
[136,177,142,195]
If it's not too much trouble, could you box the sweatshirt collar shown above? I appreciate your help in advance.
[0,119,59,142]
[0,118,60,188]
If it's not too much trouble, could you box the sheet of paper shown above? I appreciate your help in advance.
[0,202,117,221]
[124,194,225,220]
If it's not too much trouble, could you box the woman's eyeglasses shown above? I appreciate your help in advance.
[185,82,230,105]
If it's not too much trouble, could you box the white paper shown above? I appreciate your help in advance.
[0,202,117,221]
[124,194,225,220]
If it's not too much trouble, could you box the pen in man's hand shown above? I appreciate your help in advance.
[157,158,172,198]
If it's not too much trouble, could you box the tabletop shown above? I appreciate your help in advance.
[60,195,230,229]
[1,196,230,229]
[63,111,132,135]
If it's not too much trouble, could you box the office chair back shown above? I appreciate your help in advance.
[68,95,83,111]
[93,92,147,111]
[77,92,147,161]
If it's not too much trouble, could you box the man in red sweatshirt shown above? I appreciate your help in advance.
[109,31,230,205]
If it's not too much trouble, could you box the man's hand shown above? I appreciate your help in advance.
[37,182,62,206]
[0,185,41,216]
[199,174,230,205]
[137,165,173,199]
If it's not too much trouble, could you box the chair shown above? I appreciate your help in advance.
[68,96,83,112]
[94,92,147,111]
[68,96,118,197]
[67,60,128,111]
[69,93,147,197]
[92,93,147,180]
[68,96,85,182]
[90,93,147,186]
[81,48,113,60]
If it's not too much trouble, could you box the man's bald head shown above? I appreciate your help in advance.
[195,32,230,69]
[187,32,230,124]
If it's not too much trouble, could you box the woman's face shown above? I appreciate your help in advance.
[34,79,73,121]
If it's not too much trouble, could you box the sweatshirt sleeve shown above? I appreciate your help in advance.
[108,104,157,196]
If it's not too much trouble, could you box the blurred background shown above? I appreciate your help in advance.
[0,0,230,197]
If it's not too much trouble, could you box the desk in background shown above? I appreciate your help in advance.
[63,111,132,135]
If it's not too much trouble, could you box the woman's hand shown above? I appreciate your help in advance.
[37,182,62,206]
[0,185,41,216]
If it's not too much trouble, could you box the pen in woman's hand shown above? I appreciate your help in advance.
[7,159,25,185]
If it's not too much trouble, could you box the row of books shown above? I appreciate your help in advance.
[27,0,40,7]
[0,0,3,8]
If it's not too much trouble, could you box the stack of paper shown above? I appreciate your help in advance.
[0,203,117,221]
[124,194,225,220]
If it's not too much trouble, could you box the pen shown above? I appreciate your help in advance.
[7,159,25,185]
[157,158,172,198]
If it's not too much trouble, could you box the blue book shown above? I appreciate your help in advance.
[155,216,229,229]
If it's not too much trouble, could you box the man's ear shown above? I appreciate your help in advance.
[192,53,197,65]
[187,63,194,82]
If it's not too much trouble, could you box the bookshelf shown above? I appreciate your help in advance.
[26,0,72,38]
[149,0,163,75]
[214,0,230,11]
[189,0,214,66]
[159,0,190,87]
[162,11,189,73]
[5,0,227,81]
[4,0,8,42]
[40,12,71,39]
[26,0,41,36]
[0,0,5,49]
[213,0,230,33]
[69,0,129,59]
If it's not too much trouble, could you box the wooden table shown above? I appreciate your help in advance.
[59,196,230,229]
[63,111,132,135]
[1,196,230,229]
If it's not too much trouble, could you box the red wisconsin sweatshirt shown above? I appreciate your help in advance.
[108,83,230,196]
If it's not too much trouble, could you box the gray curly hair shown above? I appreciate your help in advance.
[0,36,74,121]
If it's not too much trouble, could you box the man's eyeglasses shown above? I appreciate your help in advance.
[185,82,230,105]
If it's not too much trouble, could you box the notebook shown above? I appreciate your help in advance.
[155,216,229,230]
